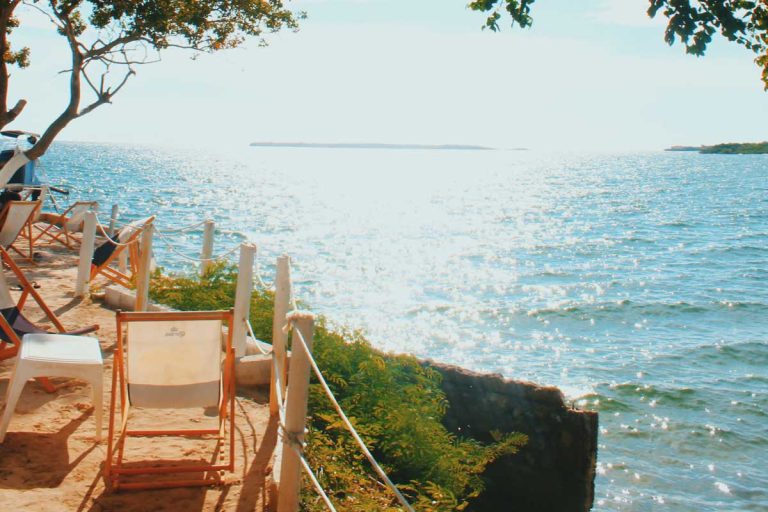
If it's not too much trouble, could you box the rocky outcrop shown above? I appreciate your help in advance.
[425,362,598,512]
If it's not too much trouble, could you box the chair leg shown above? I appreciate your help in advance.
[0,362,30,443]
[36,377,56,393]
[90,367,103,442]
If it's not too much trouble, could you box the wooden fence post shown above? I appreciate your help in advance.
[277,311,314,512]
[118,249,128,273]
[232,243,256,358]
[108,204,119,236]
[200,219,215,275]
[74,211,97,298]
[270,255,291,415]
[134,224,154,311]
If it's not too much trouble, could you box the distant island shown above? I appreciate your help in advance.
[250,142,495,151]
[666,142,768,154]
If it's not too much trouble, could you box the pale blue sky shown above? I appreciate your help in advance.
[8,0,768,150]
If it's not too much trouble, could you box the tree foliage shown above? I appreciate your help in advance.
[469,0,768,89]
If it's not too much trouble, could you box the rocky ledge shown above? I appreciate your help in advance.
[425,362,598,512]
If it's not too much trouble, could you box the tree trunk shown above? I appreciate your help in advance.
[23,13,84,163]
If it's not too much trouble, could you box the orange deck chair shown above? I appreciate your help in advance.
[0,247,99,388]
[90,216,155,288]
[33,200,98,250]
[105,309,236,490]
[0,200,41,262]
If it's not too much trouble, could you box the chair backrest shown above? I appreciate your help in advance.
[122,311,228,409]
[117,216,153,244]
[0,200,39,249]
[65,201,98,231]
[92,216,154,270]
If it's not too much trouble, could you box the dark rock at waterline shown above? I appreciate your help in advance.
[424,362,598,512]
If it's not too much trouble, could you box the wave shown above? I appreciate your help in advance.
[680,341,768,366]
[575,393,634,412]
[659,220,694,228]
[525,300,768,320]
[606,382,705,408]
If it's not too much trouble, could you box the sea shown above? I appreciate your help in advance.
[41,142,767,511]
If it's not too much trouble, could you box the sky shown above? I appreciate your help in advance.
[7,0,768,151]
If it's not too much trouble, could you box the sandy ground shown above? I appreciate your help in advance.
[0,242,278,511]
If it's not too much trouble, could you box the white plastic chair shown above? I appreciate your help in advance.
[0,333,103,443]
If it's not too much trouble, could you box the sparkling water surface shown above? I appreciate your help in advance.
[43,142,767,510]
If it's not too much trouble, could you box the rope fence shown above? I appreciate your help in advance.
[294,444,338,512]
[57,198,409,511]
[154,227,242,263]
[154,219,208,234]
[93,214,141,247]
[246,319,272,356]
[286,322,415,512]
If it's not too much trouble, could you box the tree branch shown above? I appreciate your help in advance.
[6,98,26,121]
[76,67,134,117]
[85,34,144,59]
[25,3,82,160]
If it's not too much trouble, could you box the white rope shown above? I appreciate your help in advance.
[254,258,275,291]
[289,324,415,512]
[292,444,338,512]
[155,219,209,234]
[246,320,273,356]
[216,228,246,237]
[274,383,336,511]
[272,355,287,425]
[94,215,141,247]
[154,227,242,263]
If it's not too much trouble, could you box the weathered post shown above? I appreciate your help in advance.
[270,255,291,415]
[118,249,128,273]
[277,311,314,512]
[200,219,215,275]
[232,243,256,358]
[34,186,48,221]
[134,224,154,311]
[74,211,97,298]
[108,204,119,236]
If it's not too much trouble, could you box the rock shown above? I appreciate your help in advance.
[424,361,598,512]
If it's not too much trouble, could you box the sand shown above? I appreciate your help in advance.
[0,243,277,511]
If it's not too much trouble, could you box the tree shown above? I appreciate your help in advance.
[0,0,302,184]
[469,0,768,88]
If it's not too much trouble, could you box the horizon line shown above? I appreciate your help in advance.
[249,141,502,151]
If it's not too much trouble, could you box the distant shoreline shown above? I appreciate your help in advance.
[249,142,497,151]
[666,141,768,154]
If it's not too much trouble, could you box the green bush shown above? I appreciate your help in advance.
[150,263,526,511]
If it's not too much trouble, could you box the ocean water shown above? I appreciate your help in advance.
[42,142,767,511]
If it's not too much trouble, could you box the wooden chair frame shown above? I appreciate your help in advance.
[0,247,99,390]
[33,200,98,250]
[105,309,236,491]
[90,216,154,289]
[0,200,41,262]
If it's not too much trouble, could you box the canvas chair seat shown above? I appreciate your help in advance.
[90,216,155,288]
[0,200,40,262]
[106,309,235,491]
[126,319,223,409]
[34,200,98,250]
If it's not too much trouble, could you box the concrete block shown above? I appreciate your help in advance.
[103,285,170,312]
